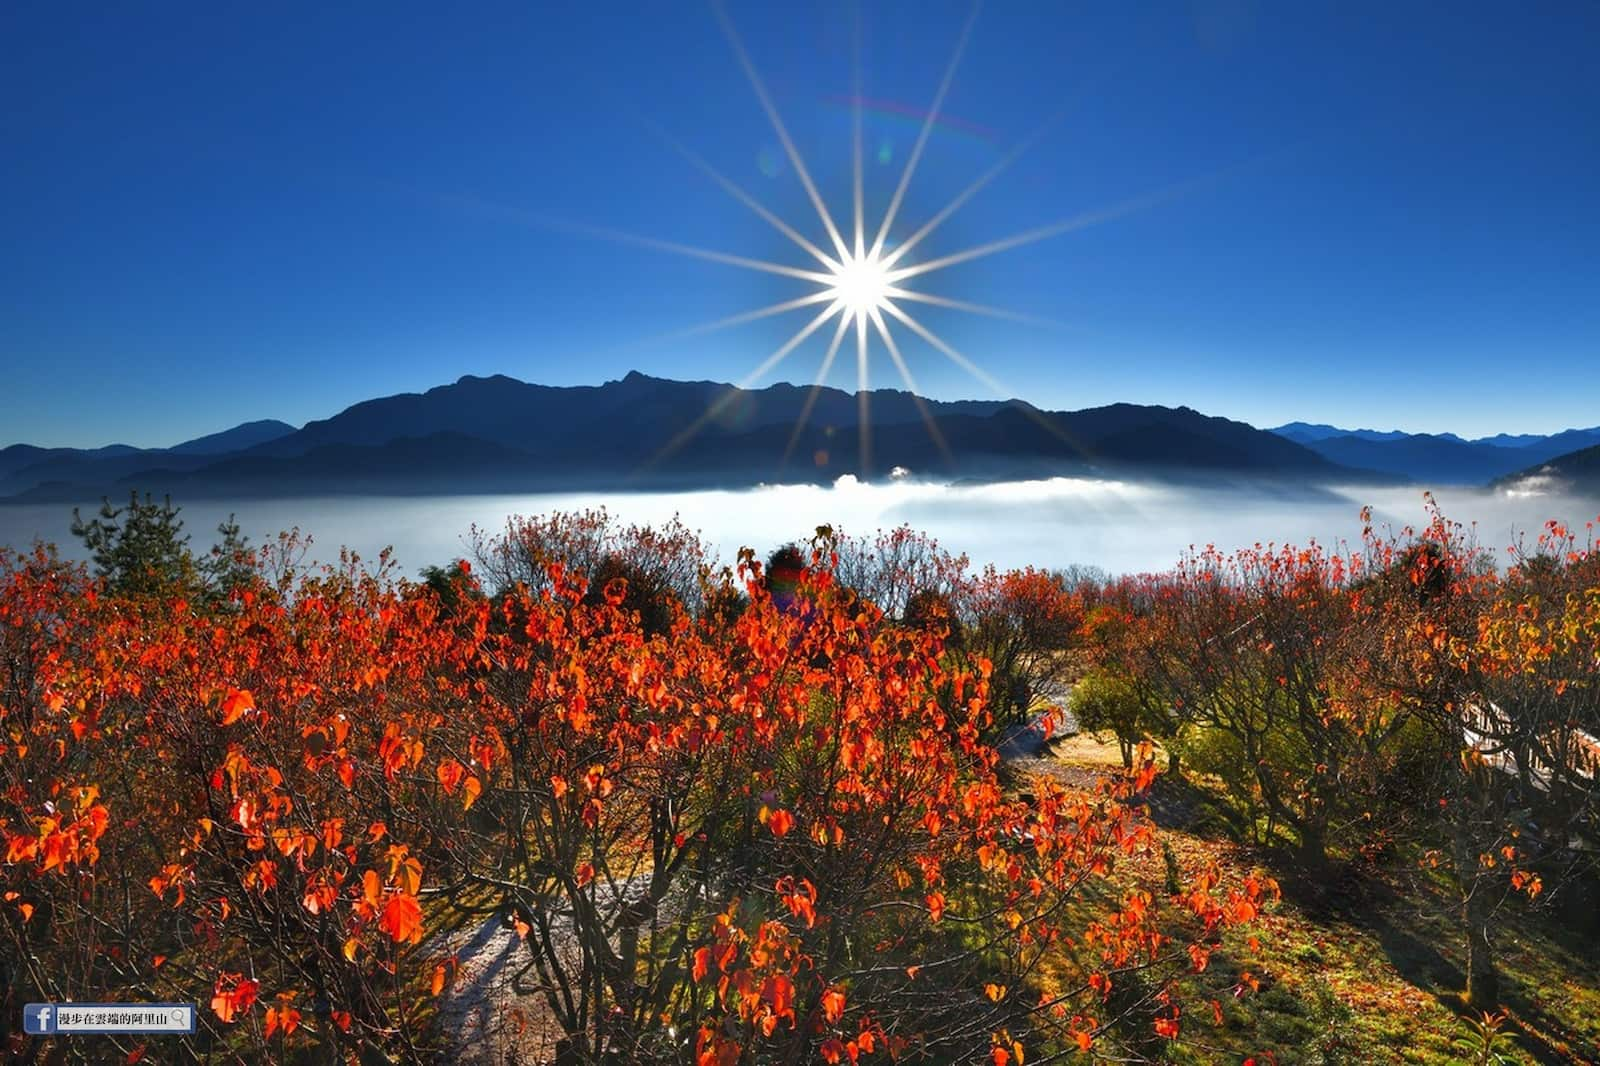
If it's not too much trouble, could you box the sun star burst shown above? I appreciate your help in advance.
[612,2,1184,475]
[827,250,894,323]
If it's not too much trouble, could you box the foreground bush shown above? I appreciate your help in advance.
[1083,501,1600,1013]
[0,518,1269,1064]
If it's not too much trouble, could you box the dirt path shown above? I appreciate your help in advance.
[431,914,562,1065]
[430,718,1103,1064]
[431,876,657,1064]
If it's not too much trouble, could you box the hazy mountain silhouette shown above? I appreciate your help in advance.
[1268,422,1600,485]
[3,371,1384,501]
[1496,442,1600,494]
[0,443,146,479]
[1531,428,1600,458]
[120,434,541,496]
[170,419,296,455]
[0,419,299,497]
[1474,432,1551,449]
[1271,422,1414,445]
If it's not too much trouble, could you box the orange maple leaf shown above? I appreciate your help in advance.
[220,688,254,726]
[379,892,424,944]
[821,986,847,1023]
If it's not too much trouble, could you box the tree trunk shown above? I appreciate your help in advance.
[1512,742,1534,803]
[1297,824,1327,869]
[1452,752,1497,1011]
[1166,748,1182,779]
[1453,800,1501,1011]
[1463,887,1500,1010]
[555,1035,588,1066]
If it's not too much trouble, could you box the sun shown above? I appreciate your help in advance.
[561,3,1175,474]
[828,250,893,322]
[503,3,1197,478]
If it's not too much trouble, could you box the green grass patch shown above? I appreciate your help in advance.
[1014,735,1600,1065]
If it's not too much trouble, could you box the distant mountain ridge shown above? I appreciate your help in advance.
[1271,422,1416,445]
[1497,443,1600,494]
[0,371,1366,501]
[170,419,296,455]
[9,375,1600,502]
[0,420,299,498]
[243,372,1010,459]
[1268,421,1600,486]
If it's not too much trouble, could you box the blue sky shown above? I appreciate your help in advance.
[3,1,1597,448]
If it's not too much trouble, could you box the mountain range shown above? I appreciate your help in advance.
[1493,442,1600,492]
[1,373,1595,502]
[1267,421,1600,486]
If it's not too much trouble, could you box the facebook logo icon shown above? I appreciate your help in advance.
[23,1004,54,1035]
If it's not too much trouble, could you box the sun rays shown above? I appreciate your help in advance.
[697,0,1013,472]
[554,1,1186,477]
